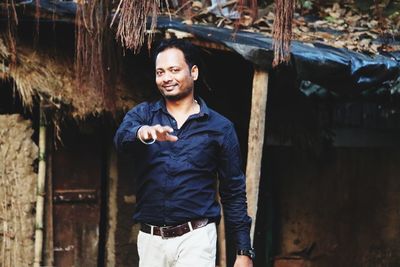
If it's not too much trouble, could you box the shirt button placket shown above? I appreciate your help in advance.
[164,172,170,223]
[172,119,177,130]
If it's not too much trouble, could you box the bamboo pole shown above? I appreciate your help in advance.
[33,102,47,267]
[245,68,269,245]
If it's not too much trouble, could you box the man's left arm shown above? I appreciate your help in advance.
[217,123,253,267]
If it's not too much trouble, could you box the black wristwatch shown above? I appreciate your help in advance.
[237,248,256,260]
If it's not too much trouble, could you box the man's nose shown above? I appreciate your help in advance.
[163,72,173,82]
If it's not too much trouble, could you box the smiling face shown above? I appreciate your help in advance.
[155,48,199,101]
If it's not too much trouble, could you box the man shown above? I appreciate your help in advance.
[114,38,254,267]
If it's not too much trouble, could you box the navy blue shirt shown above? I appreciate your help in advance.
[114,97,252,250]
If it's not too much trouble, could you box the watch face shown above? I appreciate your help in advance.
[248,249,256,259]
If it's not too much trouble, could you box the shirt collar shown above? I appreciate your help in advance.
[150,97,210,118]
[150,98,167,113]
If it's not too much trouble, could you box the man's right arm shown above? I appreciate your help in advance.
[114,104,148,153]
[114,103,178,153]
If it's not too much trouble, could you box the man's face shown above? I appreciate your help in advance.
[155,48,198,101]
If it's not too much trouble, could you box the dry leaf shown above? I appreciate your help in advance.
[240,15,253,27]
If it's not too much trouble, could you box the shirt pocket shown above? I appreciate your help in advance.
[183,134,216,169]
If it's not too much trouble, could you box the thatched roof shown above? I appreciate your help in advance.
[0,36,139,119]
[2,0,399,120]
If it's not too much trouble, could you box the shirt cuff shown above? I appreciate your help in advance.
[236,230,252,250]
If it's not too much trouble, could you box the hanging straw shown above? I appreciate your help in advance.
[272,0,295,67]
[5,0,18,67]
[111,0,160,53]
[75,0,116,110]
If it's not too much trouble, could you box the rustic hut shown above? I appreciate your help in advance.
[0,12,147,266]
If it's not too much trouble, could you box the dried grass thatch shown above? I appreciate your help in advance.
[0,35,138,119]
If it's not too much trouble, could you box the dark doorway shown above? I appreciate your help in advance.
[52,120,108,267]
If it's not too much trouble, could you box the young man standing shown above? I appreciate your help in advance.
[114,39,254,267]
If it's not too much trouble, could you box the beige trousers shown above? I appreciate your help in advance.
[137,223,217,267]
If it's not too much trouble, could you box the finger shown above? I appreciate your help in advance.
[162,126,174,133]
[149,128,157,140]
[141,127,149,140]
[154,124,165,134]
[166,134,178,142]
[154,125,171,135]
[153,125,167,141]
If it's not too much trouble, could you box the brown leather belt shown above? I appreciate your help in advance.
[140,218,209,239]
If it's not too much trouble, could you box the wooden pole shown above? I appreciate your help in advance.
[44,123,54,267]
[217,200,227,267]
[106,146,118,267]
[33,102,47,267]
[245,68,269,245]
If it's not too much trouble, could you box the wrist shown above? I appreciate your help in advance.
[237,248,255,261]
[235,255,254,267]
[137,126,155,145]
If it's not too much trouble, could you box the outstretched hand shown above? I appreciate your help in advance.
[138,125,178,142]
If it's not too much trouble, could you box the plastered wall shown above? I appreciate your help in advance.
[0,114,37,267]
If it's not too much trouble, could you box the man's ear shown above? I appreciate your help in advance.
[191,65,199,81]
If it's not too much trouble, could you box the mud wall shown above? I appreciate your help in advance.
[0,114,37,267]
[267,146,400,267]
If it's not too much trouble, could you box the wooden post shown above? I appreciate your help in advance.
[217,203,227,267]
[44,123,54,267]
[33,101,47,267]
[106,146,118,267]
[245,68,269,245]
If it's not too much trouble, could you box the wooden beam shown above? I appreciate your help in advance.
[190,39,232,52]
[245,68,269,244]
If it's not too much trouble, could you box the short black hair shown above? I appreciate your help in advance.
[153,38,201,70]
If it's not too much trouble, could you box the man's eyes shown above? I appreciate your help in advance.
[156,69,180,76]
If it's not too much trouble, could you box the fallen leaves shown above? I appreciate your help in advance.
[161,1,400,56]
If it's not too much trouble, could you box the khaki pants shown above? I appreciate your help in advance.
[137,223,217,267]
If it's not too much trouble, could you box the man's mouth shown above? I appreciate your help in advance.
[163,85,177,91]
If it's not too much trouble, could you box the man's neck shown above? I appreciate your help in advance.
[165,96,197,116]
[165,95,200,129]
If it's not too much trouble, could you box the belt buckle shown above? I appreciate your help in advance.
[159,226,169,239]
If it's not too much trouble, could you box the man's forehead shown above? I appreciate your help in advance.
[155,48,187,67]
[157,47,183,56]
